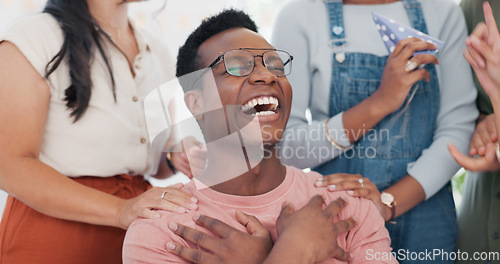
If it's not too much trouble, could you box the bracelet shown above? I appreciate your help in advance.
[388,202,397,222]
[324,117,351,151]
[165,152,177,174]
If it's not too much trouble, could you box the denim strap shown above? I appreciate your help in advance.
[402,0,429,34]
[324,0,346,47]
[324,0,429,39]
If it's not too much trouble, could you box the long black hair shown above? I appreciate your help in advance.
[43,0,116,122]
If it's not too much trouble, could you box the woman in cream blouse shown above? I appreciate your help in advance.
[0,0,196,263]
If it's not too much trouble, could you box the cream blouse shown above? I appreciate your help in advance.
[0,13,175,177]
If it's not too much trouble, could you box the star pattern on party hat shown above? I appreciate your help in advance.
[372,11,444,56]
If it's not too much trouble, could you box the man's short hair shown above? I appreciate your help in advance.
[176,9,258,92]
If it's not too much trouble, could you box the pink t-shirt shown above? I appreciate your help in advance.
[123,166,398,263]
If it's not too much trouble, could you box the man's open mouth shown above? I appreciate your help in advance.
[241,96,279,116]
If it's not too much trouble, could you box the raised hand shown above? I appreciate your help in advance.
[463,2,500,100]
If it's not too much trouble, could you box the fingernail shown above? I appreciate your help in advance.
[347,190,354,195]
[193,213,201,221]
[353,216,359,223]
[190,203,198,210]
[341,195,348,201]
[177,207,187,213]
[327,184,336,191]
[166,241,176,251]
[191,197,198,203]
[154,213,161,219]
[168,222,178,231]
[314,178,323,187]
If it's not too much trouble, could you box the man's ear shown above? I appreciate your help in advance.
[184,90,204,121]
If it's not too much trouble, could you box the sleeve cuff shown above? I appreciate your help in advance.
[327,112,352,148]
[406,146,462,199]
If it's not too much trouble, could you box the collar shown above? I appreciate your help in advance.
[97,19,151,54]
[129,19,151,53]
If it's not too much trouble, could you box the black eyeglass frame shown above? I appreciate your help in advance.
[206,48,294,77]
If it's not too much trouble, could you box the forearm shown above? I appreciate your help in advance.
[263,233,315,264]
[383,174,425,219]
[343,91,393,143]
[0,156,124,228]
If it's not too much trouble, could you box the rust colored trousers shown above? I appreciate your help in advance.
[0,174,151,264]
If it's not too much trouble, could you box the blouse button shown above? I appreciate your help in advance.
[135,64,141,70]
[140,138,147,144]
[132,96,139,102]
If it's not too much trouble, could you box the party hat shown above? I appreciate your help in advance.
[372,11,444,56]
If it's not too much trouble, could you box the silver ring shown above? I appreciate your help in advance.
[358,178,364,188]
[405,60,418,72]
[161,190,168,200]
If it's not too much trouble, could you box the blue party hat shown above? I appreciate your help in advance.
[372,11,444,56]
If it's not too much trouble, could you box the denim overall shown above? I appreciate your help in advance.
[315,1,457,262]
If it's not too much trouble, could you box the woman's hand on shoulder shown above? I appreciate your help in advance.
[315,173,391,221]
[116,184,198,229]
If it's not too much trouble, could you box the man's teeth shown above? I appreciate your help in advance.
[241,96,279,113]
[252,111,276,116]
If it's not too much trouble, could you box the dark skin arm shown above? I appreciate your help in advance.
[166,195,356,264]
[264,196,356,264]
[166,210,273,264]
[321,38,436,219]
